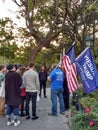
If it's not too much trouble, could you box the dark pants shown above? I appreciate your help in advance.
[21,96,26,115]
[63,78,69,110]
[63,93,69,110]
[40,80,46,97]
[25,92,37,117]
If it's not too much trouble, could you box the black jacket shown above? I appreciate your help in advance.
[5,71,22,106]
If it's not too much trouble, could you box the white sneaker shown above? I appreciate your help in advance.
[14,120,20,126]
[7,121,12,126]
[7,120,14,126]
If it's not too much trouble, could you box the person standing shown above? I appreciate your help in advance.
[61,66,70,110]
[5,64,22,126]
[63,75,69,110]
[18,66,26,117]
[48,64,65,116]
[0,65,6,116]
[0,65,5,88]
[23,62,40,120]
[39,65,47,98]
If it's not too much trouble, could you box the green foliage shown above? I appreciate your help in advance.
[71,110,98,130]
[0,44,19,64]
[1,0,98,65]
[35,48,60,69]
[0,56,9,65]
[71,112,91,130]
[74,86,86,98]
[80,97,96,108]
[0,18,14,45]
[71,87,98,130]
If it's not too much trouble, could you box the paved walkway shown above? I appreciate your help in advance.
[0,88,70,130]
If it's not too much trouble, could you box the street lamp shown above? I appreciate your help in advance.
[85,35,93,47]
[85,35,95,58]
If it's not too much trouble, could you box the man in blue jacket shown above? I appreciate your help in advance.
[48,64,65,116]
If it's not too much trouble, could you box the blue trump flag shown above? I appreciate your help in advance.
[96,72,98,87]
[76,47,98,94]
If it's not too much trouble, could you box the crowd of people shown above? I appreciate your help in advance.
[0,62,69,127]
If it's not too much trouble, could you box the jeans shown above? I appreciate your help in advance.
[6,105,19,121]
[25,92,37,117]
[51,89,65,115]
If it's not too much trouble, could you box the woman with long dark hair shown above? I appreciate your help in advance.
[39,65,48,98]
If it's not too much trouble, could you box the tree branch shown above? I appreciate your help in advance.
[45,0,68,43]
[12,0,23,7]
[23,0,42,42]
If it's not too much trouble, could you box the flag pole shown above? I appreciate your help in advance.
[63,48,65,57]
[55,41,75,69]
[55,51,63,69]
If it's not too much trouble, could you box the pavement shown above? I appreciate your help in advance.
[0,88,70,130]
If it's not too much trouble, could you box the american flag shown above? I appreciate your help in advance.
[63,44,78,93]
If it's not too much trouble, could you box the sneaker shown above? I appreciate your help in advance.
[7,120,14,126]
[48,113,57,116]
[14,120,20,126]
[60,112,65,115]
[44,96,48,98]
[39,94,41,97]
[32,116,39,120]
[20,113,25,117]
[26,115,30,119]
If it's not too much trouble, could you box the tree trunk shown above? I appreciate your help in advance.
[29,43,42,62]
[29,38,51,62]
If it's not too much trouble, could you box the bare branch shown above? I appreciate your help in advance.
[47,30,61,42]
[52,0,59,27]
[31,0,35,21]
[12,0,23,7]
[45,0,68,43]
[22,0,42,42]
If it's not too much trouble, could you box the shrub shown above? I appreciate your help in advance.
[71,87,98,130]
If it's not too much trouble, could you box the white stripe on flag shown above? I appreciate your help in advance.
[63,55,78,93]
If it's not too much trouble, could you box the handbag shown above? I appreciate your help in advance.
[0,81,5,116]
[21,88,26,97]
[37,93,40,102]
[0,81,5,97]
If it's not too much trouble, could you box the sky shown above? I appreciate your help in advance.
[0,0,97,39]
[0,0,82,27]
[0,0,17,18]
[0,0,26,46]
[0,0,25,27]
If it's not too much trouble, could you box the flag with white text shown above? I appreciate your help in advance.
[76,47,98,94]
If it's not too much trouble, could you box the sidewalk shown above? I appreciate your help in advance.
[37,88,70,130]
[0,88,70,130]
